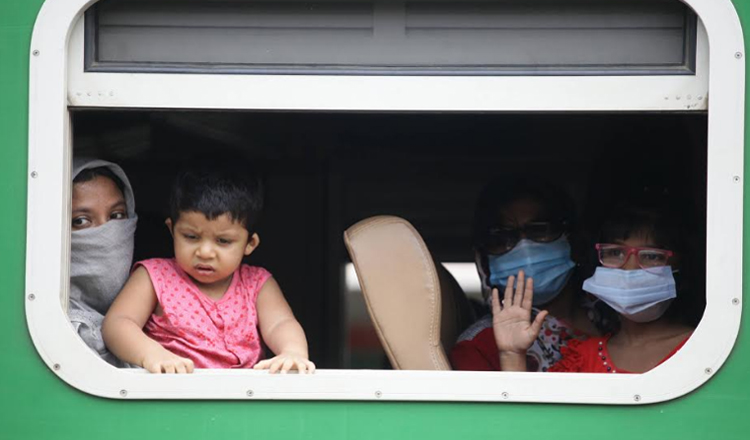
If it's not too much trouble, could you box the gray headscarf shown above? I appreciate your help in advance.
[69,159,137,367]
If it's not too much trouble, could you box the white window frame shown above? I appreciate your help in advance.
[27,0,744,403]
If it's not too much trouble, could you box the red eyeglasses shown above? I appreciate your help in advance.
[595,243,674,272]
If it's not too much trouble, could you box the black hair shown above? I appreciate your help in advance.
[168,156,264,232]
[472,176,576,248]
[73,166,126,196]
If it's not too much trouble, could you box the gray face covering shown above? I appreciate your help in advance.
[68,159,137,367]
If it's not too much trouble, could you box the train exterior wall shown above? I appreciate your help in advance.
[1,0,748,439]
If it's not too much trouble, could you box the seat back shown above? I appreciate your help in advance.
[344,216,474,370]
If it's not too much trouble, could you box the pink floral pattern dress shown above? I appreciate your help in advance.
[138,258,271,368]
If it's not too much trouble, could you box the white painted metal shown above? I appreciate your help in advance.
[27,0,743,403]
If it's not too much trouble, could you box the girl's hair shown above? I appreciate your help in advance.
[595,194,705,327]
[168,156,264,232]
[73,166,126,195]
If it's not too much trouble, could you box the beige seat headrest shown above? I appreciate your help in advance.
[344,215,473,371]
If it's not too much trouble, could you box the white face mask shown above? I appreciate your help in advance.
[582,266,677,323]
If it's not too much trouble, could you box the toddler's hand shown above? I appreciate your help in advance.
[142,349,195,374]
[253,352,316,374]
[492,271,548,355]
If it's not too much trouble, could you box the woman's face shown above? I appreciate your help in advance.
[71,175,128,231]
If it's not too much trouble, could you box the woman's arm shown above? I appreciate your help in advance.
[102,266,194,374]
[253,277,315,374]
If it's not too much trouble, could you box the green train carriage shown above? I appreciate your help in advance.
[1,0,748,438]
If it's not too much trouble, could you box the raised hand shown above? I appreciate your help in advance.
[253,351,316,374]
[492,271,548,371]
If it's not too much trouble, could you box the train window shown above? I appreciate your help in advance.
[26,0,743,403]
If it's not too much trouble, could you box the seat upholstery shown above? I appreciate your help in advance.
[344,216,475,370]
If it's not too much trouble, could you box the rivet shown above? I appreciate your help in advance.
[733,176,741,183]
[32,50,39,56]
[119,389,128,397]
[374,390,382,398]
[109,91,114,97]
[246,390,254,397]
[736,52,743,59]
[676,96,681,101]
[705,367,713,375]
[87,92,91,97]
[501,392,509,399]
[634,394,642,402]
[30,171,38,178]
[698,96,704,100]
[27,294,36,301]
[732,298,740,305]
[53,363,61,371]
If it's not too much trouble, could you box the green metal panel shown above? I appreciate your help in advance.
[0,1,747,439]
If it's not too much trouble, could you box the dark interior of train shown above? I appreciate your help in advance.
[72,110,707,369]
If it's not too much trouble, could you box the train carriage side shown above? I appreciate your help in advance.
[1,0,749,439]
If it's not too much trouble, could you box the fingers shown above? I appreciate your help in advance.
[514,271,525,306]
[503,276,514,306]
[521,277,534,310]
[253,356,316,374]
[491,288,502,315]
[530,310,549,337]
[280,358,295,374]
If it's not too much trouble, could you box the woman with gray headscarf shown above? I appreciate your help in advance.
[69,159,137,367]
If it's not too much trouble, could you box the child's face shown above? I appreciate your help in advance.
[71,176,128,231]
[167,212,259,288]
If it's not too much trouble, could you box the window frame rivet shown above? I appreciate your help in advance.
[736,52,743,59]
[32,50,39,56]
[501,392,509,399]
[53,363,61,371]
[634,394,642,402]
[704,367,713,375]
[246,390,254,397]
[119,389,128,397]
[30,171,38,178]
[732,298,740,305]
[374,390,383,398]
[27,294,35,301]
[733,176,741,183]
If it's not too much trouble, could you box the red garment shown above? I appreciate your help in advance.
[549,334,690,373]
[450,313,586,372]
[139,258,271,369]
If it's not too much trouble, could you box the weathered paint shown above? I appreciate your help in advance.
[0,1,748,439]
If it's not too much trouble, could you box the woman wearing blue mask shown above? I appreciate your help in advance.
[495,200,697,373]
[451,178,602,372]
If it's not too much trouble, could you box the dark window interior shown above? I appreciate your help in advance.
[72,110,707,368]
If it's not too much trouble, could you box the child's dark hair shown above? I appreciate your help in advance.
[169,157,264,232]
[73,167,126,195]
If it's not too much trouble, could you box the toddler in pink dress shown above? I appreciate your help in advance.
[103,158,314,374]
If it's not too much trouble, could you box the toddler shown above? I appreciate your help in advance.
[103,159,315,374]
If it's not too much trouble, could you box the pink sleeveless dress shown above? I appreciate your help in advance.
[137,258,271,369]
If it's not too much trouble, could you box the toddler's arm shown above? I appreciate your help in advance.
[253,277,315,374]
[492,271,548,371]
[102,267,195,374]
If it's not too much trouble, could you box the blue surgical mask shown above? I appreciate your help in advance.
[582,266,676,323]
[487,237,576,305]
